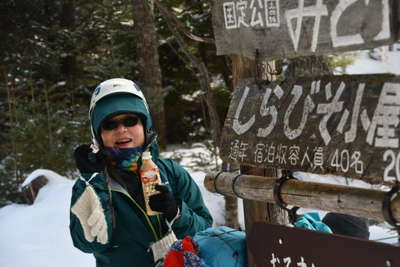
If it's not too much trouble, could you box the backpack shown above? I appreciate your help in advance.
[158,226,247,267]
[193,226,247,267]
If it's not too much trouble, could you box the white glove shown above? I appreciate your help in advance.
[71,184,109,244]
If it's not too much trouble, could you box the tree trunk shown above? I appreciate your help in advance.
[131,0,166,147]
[60,0,77,98]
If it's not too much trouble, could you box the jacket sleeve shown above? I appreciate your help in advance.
[163,160,213,238]
[69,172,114,253]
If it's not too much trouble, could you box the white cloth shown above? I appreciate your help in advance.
[71,184,108,244]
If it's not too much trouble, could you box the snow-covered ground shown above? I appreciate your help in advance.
[0,46,399,266]
[0,170,95,267]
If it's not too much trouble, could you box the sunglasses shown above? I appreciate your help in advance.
[101,116,140,131]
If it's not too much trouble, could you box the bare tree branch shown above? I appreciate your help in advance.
[154,0,221,145]
[154,0,214,44]
[165,39,196,74]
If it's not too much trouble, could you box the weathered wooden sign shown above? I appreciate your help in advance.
[219,75,400,184]
[398,2,400,38]
[248,222,400,267]
[212,0,399,60]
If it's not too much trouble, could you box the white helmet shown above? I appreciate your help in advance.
[89,78,149,115]
[89,78,150,148]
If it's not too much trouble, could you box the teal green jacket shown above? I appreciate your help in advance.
[69,158,213,267]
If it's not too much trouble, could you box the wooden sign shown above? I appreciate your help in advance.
[397,0,400,38]
[212,0,399,60]
[248,222,400,267]
[219,75,400,184]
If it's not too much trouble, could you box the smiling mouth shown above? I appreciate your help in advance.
[115,139,132,145]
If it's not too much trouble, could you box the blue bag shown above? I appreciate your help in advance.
[193,226,247,267]
[294,212,333,233]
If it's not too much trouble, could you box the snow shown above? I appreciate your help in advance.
[346,47,400,75]
[20,169,70,188]
[0,170,95,267]
[294,171,386,190]
[369,225,399,244]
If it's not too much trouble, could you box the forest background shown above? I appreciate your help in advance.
[0,0,356,207]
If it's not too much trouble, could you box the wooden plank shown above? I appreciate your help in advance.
[204,171,400,222]
[219,74,400,184]
[212,0,399,60]
[248,222,400,267]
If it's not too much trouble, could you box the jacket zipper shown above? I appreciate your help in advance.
[111,189,161,241]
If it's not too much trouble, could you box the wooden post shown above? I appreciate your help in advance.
[229,55,258,235]
[240,166,268,267]
[239,166,288,267]
[205,171,400,222]
[230,55,285,267]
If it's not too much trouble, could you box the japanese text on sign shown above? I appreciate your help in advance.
[219,75,400,184]
[213,0,396,60]
[233,81,400,148]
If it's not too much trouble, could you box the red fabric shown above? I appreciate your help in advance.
[164,251,184,267]
[182,237,197,254]
[163,237,199,267]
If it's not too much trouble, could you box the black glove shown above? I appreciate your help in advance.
[149,184,178,222]
[74,144,105,174]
